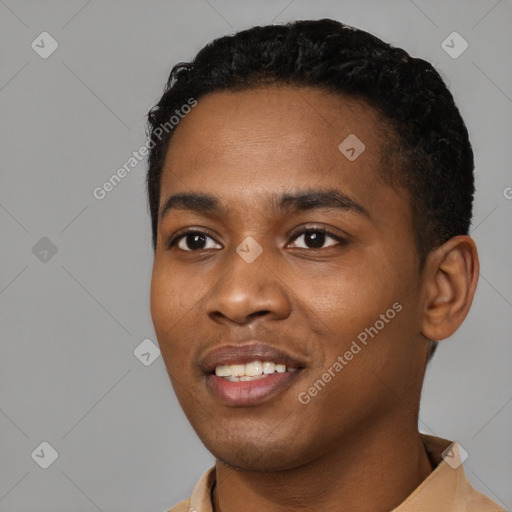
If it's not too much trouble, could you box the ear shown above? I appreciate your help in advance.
[421,236,479,341]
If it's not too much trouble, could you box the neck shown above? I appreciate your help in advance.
[212,420,434,512]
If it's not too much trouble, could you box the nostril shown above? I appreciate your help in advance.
[250,310,271,318]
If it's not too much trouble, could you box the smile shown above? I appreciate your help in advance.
[200,342,306,406]
[215,360,299,381]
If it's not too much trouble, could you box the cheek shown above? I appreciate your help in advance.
[150,264,190,360]
[310,266,395,336]
[303,259,415,395]
[150,262,191,321]
[150,267,171,335]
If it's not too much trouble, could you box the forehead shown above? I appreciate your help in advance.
[160,86,400,216]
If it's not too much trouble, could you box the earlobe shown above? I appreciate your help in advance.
[421,236,479,341]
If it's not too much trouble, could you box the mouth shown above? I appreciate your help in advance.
[200,342,306,406]
[214,360,299,381]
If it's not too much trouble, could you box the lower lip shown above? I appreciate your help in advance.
[205,371,302,406]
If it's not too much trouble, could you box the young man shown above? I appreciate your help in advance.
[146,19,503,512]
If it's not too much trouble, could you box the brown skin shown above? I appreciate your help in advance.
[150,86,479,512]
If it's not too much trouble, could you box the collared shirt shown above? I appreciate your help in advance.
[167,434,505,512]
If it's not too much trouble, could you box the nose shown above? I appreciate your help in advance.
[204,245,291,325]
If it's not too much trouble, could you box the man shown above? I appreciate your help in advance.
[146,19,503,512]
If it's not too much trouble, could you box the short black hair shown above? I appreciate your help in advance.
[146,19,475,360]
[146,18,474,263]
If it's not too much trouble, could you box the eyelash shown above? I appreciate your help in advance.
[166,226,348,252]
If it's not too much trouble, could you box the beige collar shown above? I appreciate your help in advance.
[182,434,504,512]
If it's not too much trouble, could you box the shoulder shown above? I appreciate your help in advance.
[394,435,506,512]
[165,466,216,512]
[165,497,190,512]
[461,485,507,511]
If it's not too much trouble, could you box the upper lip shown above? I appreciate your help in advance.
[200,341,307,374]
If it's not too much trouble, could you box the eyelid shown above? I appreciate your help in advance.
[287,222,349,240]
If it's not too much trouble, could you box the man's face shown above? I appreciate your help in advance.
[150,86,429,471]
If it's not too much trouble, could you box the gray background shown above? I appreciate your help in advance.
[0,0,511,511]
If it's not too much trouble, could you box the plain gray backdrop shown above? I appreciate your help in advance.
[1,1,511,511]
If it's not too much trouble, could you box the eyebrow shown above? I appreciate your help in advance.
[159,188,370,220]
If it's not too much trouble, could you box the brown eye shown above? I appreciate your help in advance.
[168,231,222,251]
[288,228,346,250]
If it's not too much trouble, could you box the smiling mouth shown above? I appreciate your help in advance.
[200,341,306,406]
[214,360,299,382]
[206,361,304,406]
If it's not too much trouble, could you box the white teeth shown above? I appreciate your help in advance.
[239,375,268,381]
[225,375,269,382]
[214,360,299,379]
[244,361,263,377]
[215,365,231,377]
[262,361,276,374]
[231,364,245,377]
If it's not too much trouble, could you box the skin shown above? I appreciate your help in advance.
[150,85,479,512]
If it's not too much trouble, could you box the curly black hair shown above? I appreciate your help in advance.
[146,17,474,268]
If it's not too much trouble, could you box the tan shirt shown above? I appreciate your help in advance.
[167,434,504,512]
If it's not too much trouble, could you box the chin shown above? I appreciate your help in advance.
[204,434,310,473]
[216,451,302,473]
